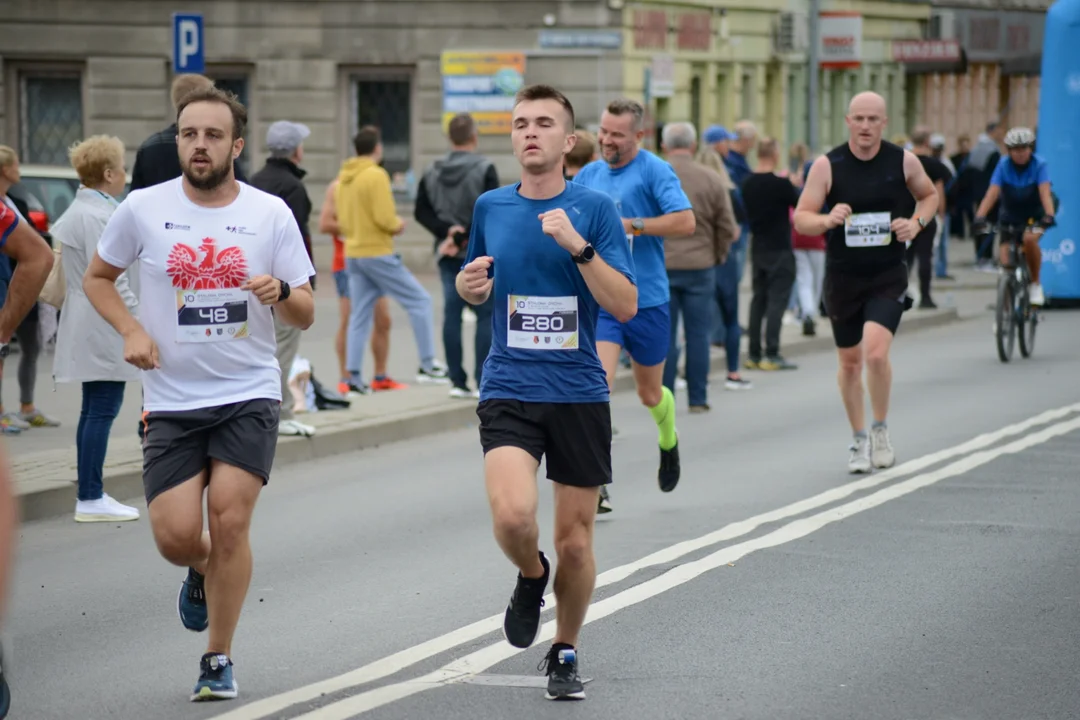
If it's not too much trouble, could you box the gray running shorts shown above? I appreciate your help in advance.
[141,399,280,505]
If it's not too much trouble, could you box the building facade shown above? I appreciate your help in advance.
[908,0,1051,153]
[1,0,1044,270]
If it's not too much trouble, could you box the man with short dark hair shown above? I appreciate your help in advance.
[336,126,448,393]
[415,112,499,399]
[250,120,318,435]
[741,137,799,370]
[575,97,695,508]
[130,74,247,191]
[906,128,952,308]
[458,83,635,701]
[84,85,316,701]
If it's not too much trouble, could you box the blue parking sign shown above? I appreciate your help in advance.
[172,13,205,74]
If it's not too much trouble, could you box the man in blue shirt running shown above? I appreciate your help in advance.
[574,99,695,510]
[457,84,637,701]
[974,126,1056,305]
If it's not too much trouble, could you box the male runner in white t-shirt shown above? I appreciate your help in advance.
[84,86,315,702]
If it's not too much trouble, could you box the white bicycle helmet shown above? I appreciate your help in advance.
[1004,126,1036,148]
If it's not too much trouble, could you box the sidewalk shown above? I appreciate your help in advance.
[13,271,967,521]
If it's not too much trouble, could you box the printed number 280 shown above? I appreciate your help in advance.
[198,307,230,324]
[521,315,564,332]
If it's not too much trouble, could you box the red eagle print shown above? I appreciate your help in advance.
[166,237,248,289]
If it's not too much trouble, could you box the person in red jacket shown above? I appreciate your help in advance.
[791,206,826,336]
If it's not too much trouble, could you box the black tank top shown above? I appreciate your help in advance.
[824,141,910,274]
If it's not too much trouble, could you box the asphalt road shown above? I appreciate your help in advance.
[8,307,1080,720]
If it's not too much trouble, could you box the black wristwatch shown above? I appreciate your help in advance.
[278,279,291,301]
[573,244,596,264]
[0,343,8,359]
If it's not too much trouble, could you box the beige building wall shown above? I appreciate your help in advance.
[0,0,622,271]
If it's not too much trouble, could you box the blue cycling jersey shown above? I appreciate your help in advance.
[990,154,1050,225]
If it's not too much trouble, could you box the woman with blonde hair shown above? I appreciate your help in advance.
[50,135,140,522]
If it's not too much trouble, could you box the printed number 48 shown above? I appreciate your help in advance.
[198,307,230,323]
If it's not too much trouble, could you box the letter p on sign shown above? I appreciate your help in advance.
[172,13,205,74]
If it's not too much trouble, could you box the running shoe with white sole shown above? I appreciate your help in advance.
[191,653,237,702]
[597,485,612,514]
[870,425,896,468]
[848,436,872,474]
[74,494,139,523]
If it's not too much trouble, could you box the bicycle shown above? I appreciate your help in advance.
[983,222,1041,363]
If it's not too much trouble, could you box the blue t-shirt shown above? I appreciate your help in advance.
[464,182,635,404]
[990,154,1050,224]
[573,150,691,309]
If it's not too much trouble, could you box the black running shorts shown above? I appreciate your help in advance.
[141,398,280,504]
[476,399,612,488]
[823,263,908,349]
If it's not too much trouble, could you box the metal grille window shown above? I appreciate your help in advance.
[211,76,251,178]
[19,75,83,166]
[350,77,413,202]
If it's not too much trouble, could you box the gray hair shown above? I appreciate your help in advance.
[733,119,758,141]
[661,122,697,149]
[269,147,294,159]
[606,98,645,131]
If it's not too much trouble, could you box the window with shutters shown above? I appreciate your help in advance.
[206,70,253,179]
[348,71,415,203]
[17,72,84,166]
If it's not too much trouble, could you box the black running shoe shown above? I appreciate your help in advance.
[540,644,585,701]
[658,439,680,492]
[503,552,550,649]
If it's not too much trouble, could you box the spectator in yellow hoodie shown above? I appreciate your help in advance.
[335,126,448,392]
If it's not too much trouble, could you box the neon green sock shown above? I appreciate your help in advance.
[649,385,677,451]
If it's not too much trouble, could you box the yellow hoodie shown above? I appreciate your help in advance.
[334,156,403,258]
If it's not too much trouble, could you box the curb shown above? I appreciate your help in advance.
[18,308,960,523]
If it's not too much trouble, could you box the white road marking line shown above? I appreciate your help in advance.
[212,403,1080,720]
[293,414,1080,719]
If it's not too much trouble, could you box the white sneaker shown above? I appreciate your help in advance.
[449,386,479,399]
[1029,283,1045,306]
[870,425,896,469]
[674,377,687,390]
[75,494,140,523]
[279,418,316,437]
[848,436,872,474]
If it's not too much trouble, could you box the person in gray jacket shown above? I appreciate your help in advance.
[414,113,499,398]
[51,135,140,523]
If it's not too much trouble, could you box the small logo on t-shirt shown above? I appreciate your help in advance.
[164,222,191,231]
[166,237,249,289]
[226,225,257,236]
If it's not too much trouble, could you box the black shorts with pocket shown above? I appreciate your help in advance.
[823,263,909,349]
[141,398,280,504]
[477,399,611,488]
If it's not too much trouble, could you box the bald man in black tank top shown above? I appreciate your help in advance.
[794,92,938,475]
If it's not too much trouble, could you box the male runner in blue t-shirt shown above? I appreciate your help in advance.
[457,84,636,701]
[974,126,1055,306]
[574,99,695,508]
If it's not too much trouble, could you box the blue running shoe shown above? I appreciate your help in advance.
[191,652,237,701]
[177,568,208,632]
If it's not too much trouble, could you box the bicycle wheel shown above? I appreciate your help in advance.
[1019,287,1037,358]
[995,275,1016,363]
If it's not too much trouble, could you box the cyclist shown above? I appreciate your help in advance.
[973,127,1055,305]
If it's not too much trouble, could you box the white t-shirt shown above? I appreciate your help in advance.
[96,178,315,412]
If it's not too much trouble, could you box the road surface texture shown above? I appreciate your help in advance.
[9,305,1080,719]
